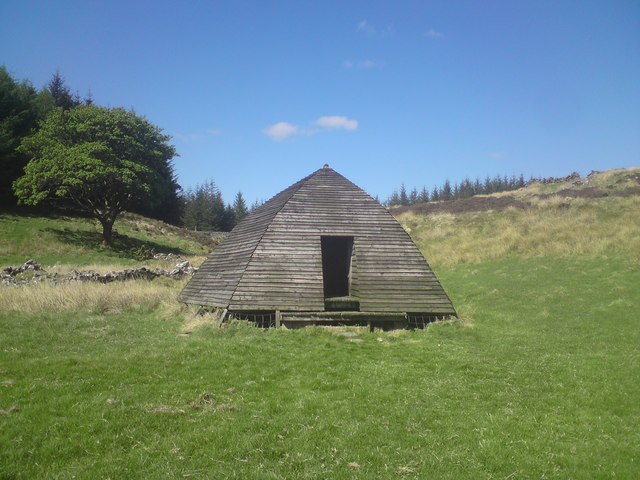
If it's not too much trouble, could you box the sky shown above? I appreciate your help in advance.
[1,0,639,203]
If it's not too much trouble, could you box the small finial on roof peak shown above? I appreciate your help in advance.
[323,163,330,169]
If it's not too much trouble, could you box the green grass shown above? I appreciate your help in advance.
[2,255,638,478]
[1,171,638,477]
[0,212,209,266]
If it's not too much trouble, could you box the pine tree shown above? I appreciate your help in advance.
[441,179,452,200]
[473,177,482,195]
[250,199,262,212]
[419,186,429,203]
[182,180,220,231]
[388,190,400,206]
[0,67,52,205]
[382,170,531,208]
[46,71,78,110]
[458,178,472,198]
[399,183,409,206]
[211,190,227,230]
[518,173,526,189]
[409,187,418,205]
[221,203,236,231]
[484,176,493,194]
[233,191,248,224]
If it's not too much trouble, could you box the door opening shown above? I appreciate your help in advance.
[321,236,353,298]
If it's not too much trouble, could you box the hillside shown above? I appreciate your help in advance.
[2,167,637,271]
[1,168,639,478]
[392,167,640,268]
[0,211,222,268]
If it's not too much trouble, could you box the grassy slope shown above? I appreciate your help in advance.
[402,195,640,269]
[0,212,210,267]
[508,167,640,197]
[398,168,640,269]
[1,168,639,478]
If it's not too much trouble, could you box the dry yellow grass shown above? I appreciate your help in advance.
[487,167,640,200]
[400,195,640,269]
[178,307,223,334]
[584,167,640,189]
[0,279,184,315]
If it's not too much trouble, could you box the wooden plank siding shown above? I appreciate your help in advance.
[178,172,314,307]
[179,166,456,316]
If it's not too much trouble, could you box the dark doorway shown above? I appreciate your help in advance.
[321,236,353,298]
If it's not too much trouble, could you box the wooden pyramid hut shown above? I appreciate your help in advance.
[179,165,455,328]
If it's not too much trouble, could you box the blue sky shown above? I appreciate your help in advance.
[1,0,639,203]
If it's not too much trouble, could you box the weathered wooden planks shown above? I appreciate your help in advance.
[179,166,456,316]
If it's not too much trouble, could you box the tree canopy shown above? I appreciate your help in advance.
[181,181,242,232]
[386,173,527,207]
[0,66,53,205]
[182,180,224,232]
[14,105,177,244]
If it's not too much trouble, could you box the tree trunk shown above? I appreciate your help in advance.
[100,218,114,246]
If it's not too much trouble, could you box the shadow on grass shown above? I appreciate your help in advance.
[46,228,185,260]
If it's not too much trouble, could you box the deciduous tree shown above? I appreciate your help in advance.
[14,105,177,245]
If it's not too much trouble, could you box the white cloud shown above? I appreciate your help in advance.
[343,59,383,69]
[263,116,359,140]
[488,151,506,160]
[356,19,395,37]
[262,122,300,141]
[314,116,358,131]
[425,28,444,39]
[357,19,375,34]
[358,59,381,69]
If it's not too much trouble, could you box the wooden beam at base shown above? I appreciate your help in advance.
[217,308,228,327]
[281,311,407,323]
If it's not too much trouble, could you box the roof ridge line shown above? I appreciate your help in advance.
[226,168,321,308]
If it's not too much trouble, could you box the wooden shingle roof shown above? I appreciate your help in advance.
[179,166,455,315]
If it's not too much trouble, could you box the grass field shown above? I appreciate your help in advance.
[1,254,638,478]
[0,211,210,266]
[1,171,639,478]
